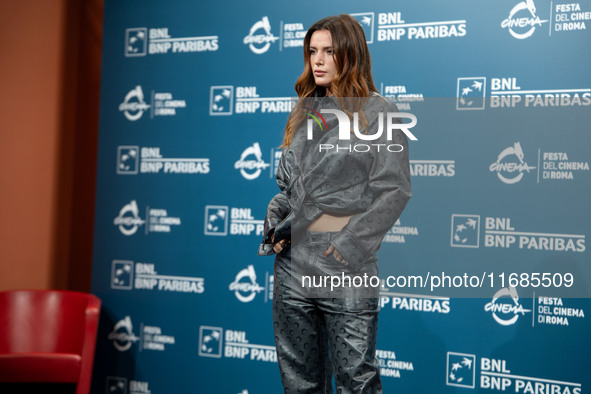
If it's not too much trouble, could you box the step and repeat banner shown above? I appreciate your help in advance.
[91,0,591,393]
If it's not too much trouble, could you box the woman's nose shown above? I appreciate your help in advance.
[315,53,324,65]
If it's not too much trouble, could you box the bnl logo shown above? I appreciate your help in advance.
[117,146,139,175]
[199,326,223,358]
[446,352,476,388]
[204,206,229,236]
[111,260,133,290]
[125,28,147,57]
[106,377,127,394]
[457,77,486,110]
[350,13,375,43]
[210,86,234,115]
[451,214,480,248]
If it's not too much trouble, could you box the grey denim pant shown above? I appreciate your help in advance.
[272,231,382,394]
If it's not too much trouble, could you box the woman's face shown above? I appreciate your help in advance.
[309,30,337,92]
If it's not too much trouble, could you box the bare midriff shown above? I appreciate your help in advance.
[307,213,353,232]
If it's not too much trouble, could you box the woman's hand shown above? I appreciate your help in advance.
[272,233,289,253]
[324,245,347,265]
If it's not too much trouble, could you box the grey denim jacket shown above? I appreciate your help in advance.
[258,95,412,271]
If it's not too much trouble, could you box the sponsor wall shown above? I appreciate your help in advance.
[91,0,591,393]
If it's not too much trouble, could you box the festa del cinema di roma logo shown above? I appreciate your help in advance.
[484,286,531,326]
[113,200,145,236]
[108,316,139,352]
[119,86,150,121]
[228,265,264,303]
[243,16,279,54]
[501,0,548,39]
[234,142,270,180]
[489,142,536,184]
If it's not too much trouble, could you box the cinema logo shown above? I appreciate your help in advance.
[234,143,270,180]
[118,85,187,121]
[243,16,279,54]
[118,86,150,121]
[113,200,181,236]
[228,265,273,303]
[489,142,536,184]
[124,27,218,57]
[109,316,175,352]
[501,0,548,39]
[204,205,264,237]
[198,326,277,363]
[484,287,531,326]
[243,16,308,52]
[488,142,588,184]
[113,201,145,236]
[117,146,210,175]
[108,316,139,352]
[111,260,205,294]
[209,85,294,116]
[446,352,582,393]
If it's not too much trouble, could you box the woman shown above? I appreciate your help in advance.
[258,14,412,394]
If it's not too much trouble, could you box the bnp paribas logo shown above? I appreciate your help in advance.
[446,352,476,388]
[198,326,223,358]
[210,86,234,116]
[125,28,147,57]
[457,77,486,110]
[451,214,480,248]
[350,13,375,43]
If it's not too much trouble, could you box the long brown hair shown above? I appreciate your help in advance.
[282,14,378,147]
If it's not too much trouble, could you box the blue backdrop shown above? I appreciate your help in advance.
[91,1,591,393]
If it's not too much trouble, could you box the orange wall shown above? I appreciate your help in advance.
[0,0,102,291]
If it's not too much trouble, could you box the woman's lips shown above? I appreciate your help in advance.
[314,70,326,76]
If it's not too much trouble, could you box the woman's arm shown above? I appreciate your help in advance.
[258,149,293,256]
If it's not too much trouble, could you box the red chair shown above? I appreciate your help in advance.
[0,290,101,394]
